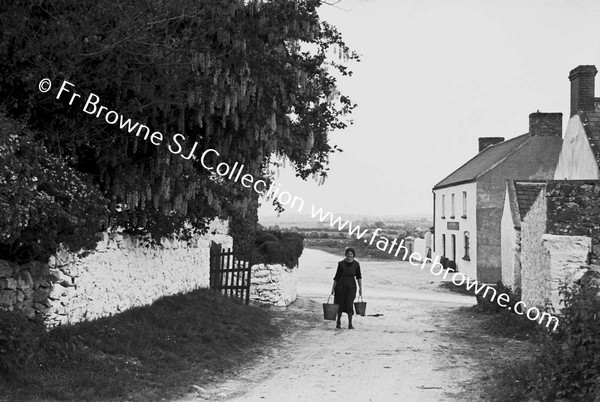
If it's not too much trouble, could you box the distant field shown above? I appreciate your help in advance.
[258,212,431,230]
[304,239,404,261]
[259,214,432,262]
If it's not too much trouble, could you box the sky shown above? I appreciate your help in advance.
[258,0,600,221]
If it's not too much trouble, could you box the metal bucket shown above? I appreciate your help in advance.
[323,295,339,321]
[354,296,367,316]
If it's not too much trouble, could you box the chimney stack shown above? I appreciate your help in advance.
[478,137,504,152]
[569,65,597,116]
[529,112,562,137]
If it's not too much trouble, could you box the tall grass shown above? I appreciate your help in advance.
[0,288,280,401]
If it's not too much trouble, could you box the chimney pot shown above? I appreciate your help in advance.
[529,112,562,137]
[569,65,597,116]
[478,137,504,152]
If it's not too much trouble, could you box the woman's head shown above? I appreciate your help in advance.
[345,247,356,259]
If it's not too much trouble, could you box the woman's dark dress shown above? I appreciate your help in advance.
[333,260,362,314]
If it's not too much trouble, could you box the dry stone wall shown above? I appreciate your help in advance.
[546,181,600,264]
[520,181,599,310]
[0,259,50,320]
[249,263,297,307]
[0,221,232,326]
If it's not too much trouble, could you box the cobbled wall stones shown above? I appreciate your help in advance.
[249,263,297,307]
[546,181,600,264]
[521,181,600,310]
[0,221,231,326]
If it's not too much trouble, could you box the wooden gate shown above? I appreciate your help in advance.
[209,242,252,304]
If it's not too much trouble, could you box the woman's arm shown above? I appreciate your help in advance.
[332,262,342,294]
[356,262,363,296]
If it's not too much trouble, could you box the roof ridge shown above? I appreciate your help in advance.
[433,133,530,189]
[475,135,531,180]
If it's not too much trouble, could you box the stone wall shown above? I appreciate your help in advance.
[520,182,598,309]
[501,186,521,290]
[501,227,521,291]
[521,190,550,308]
[249,263,297,307]
[546,181,600,265]
[0,220,232,326]
[541,234,591,309]
[0,259,51,320]
[413,238,426,261]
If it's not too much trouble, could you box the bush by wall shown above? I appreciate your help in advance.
[525,273,600,400]
[0,113,109,263]
[253,230,304,268]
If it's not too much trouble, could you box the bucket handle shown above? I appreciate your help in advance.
[355,295,364,302]
[326,295,333,304]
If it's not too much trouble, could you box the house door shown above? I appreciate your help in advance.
[450,234,457,271]
[451,234,456,261]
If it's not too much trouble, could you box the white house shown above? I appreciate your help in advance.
[433,112,562,283]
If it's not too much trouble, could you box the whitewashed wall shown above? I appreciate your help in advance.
[413,238,426,261]
[0,220,232,326]
[501,188,521,290]
[554,115,599,180]
[520,191,591,310]
[541,234,590,310]
[250,263,297,307]
[520,191,549,308]
[433,182,477,279]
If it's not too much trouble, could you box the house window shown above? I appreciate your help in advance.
[450,193,455,219]
[462,191,467,218]
[463,231,470,261]
[441,195,446,219]
[442,234,446,257]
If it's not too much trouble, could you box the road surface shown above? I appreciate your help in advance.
[179,248,481,401]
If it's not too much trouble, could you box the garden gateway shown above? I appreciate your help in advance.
[48,77,559,330]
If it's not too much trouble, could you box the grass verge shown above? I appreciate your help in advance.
[439,280,542,341]
[439,280,549,400]
[0,288,280,401]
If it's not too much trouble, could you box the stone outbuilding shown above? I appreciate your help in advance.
[501,180,549,293]
[501,180,600,310]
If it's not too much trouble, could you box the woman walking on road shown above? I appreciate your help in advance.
[331,247,362,329]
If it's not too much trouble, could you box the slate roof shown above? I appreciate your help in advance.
[505,180,549,228]
[578,110,600,167]
[514,181,547,221]
[434,134,530,189]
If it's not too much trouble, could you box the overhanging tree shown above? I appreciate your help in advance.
[0,0,358,256]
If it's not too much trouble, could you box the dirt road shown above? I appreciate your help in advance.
[180,248,482,401]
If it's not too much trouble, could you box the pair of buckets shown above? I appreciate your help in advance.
[323,295,367,320]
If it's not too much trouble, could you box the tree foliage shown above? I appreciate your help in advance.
[0,112,109,262]
[0,0,357,242]
[526,277,600,400]
[253,229,304,268]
